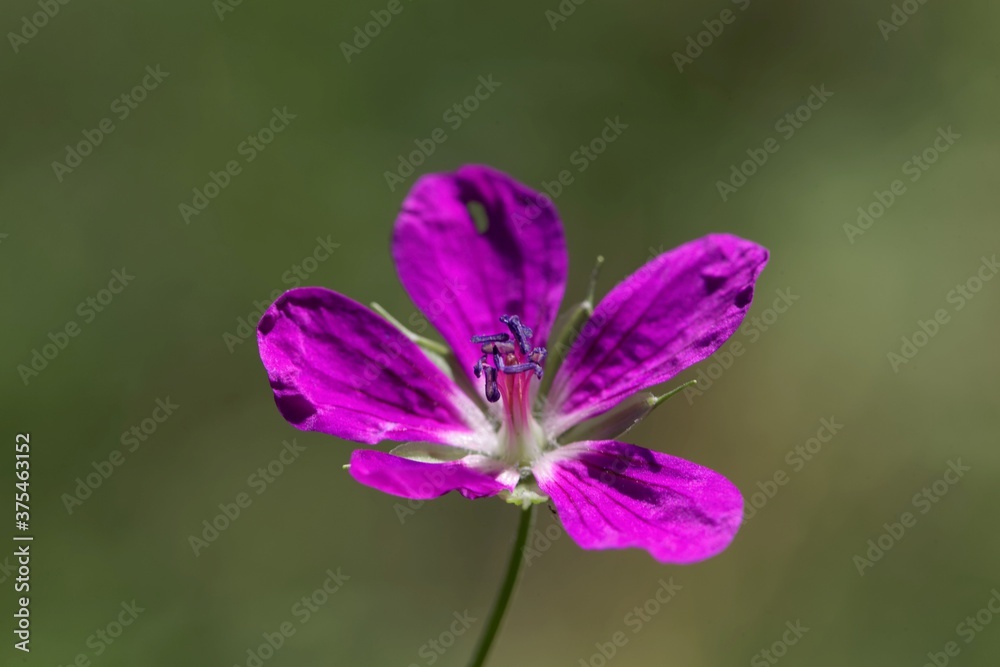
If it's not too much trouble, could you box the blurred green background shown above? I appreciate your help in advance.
[2,0,999,665]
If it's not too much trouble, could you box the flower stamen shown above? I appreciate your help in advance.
[471,333,511,344]
[470,314,547,402]
[482,365,501,403]
[499,315,533,354]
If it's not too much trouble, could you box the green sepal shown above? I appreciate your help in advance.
[499,478,549,508]
[370,302,463,381]
[537,256,605,400]
[537,300,592,399]
[371,302,450,356]
[389,442,468,462]
[559,391,656,442]
[558,379,698,442]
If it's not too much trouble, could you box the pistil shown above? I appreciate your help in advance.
[470,315,548,464]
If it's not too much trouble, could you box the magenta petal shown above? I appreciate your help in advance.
[534,440,743,564]
[545,234,768,435]
[392,165,568,388]
[257,287,496,451]
[349,450,515,500]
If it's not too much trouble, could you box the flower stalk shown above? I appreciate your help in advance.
[466,506,536,667]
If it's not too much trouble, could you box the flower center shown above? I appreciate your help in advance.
[471,315,547,465]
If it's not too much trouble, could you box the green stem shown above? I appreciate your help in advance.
[467,506,535,667]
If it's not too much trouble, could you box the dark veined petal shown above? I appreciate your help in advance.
[392,165,568,389]
[544,234,768,437]
[533,440,743,564]
[348,450,516,500]
[257,287,497,452]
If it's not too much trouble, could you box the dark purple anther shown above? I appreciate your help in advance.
[498,362,543,379]
[471,333,510,344]
[483,366,500,403]
[500,314,533,354]
[470,315,547,399]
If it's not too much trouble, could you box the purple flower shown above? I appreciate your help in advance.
[257,165,768,564]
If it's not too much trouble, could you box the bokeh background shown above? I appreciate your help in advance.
[2,0,999,665]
